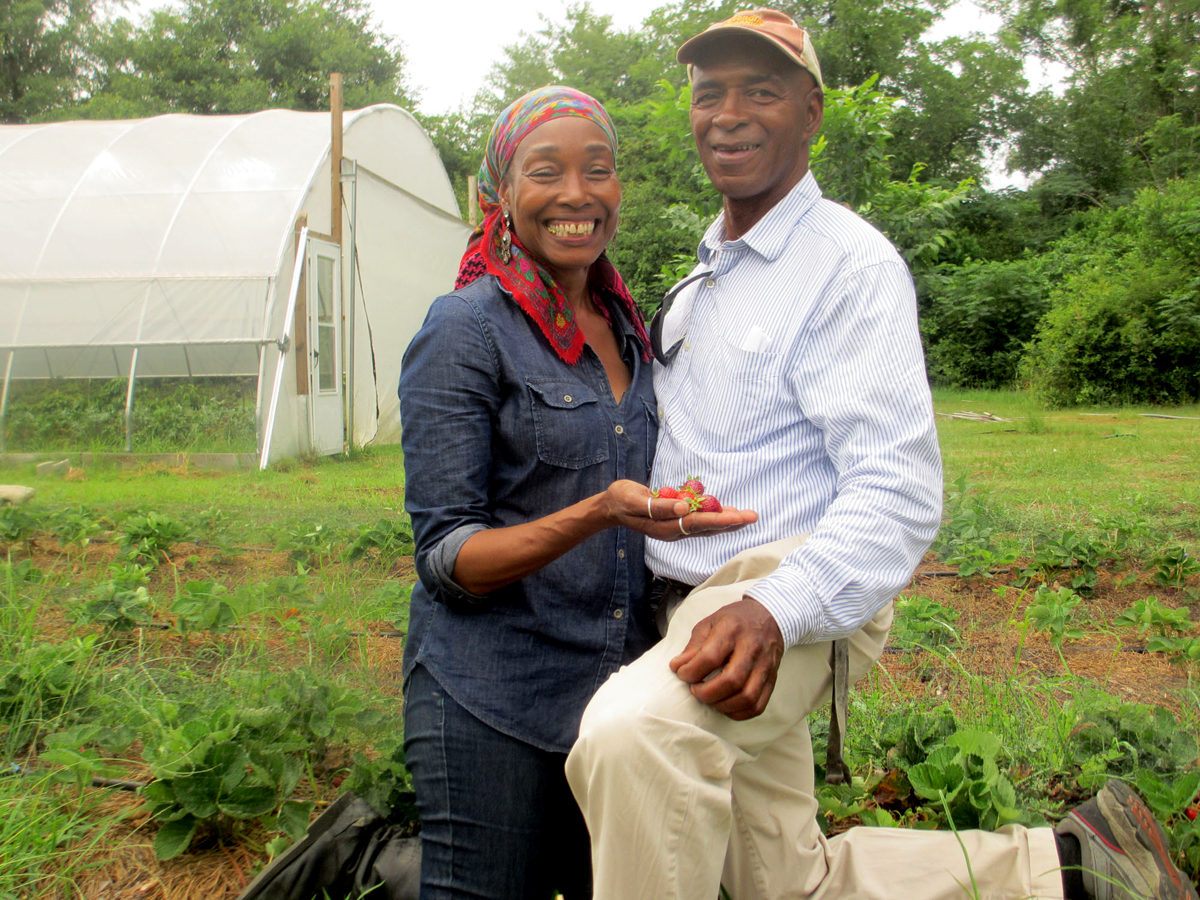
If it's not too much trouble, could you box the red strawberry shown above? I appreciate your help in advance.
[654,486,681,500]
[682,477,705,495]
[695,495,723,513]
[1187,806,1198,822]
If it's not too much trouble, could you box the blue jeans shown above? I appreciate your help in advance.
[403,664,592,900]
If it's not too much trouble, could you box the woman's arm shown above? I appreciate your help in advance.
[452,480,753,596]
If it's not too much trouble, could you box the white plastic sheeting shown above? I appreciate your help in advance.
[0,105,471,457]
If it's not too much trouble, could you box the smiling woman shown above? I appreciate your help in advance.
[396,85,755,899]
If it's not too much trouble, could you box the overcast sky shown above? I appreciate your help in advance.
[372,0,1064,117]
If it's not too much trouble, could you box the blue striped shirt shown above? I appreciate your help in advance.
[647,172,943,648]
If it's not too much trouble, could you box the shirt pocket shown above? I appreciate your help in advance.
[526,379,611,470]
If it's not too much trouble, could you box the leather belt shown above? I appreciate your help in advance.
[649,575,696,634]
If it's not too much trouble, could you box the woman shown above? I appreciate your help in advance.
[398,86,750,900]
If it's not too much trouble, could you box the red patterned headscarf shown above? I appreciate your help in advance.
[455,86,651,365]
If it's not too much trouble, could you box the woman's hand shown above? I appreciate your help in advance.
[601,480,758,541]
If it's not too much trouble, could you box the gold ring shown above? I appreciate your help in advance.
[678,517,690,536]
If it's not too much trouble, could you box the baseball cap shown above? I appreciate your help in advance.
[677,8,824,90]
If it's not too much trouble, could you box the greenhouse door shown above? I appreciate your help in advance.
[306,240,344,455]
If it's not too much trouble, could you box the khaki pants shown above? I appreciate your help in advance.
[565,536,1063,900]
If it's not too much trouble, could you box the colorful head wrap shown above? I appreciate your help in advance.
[455,86,650,365]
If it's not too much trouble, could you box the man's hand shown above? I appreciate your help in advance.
[669,597,784,720]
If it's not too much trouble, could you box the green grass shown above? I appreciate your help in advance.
[0,388,1196,888]
[932,389,1200,543]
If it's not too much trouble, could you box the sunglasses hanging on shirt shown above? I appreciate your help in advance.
[649,270,714,366]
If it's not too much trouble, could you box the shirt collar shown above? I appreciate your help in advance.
[698,171,823,264]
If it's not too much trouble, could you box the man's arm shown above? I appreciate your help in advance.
[671,259,942,717]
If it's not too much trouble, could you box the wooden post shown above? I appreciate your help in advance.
[293,214,309,396]
[330,73,344,247]
[468,175,479,226]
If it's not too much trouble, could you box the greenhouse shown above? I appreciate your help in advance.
[0,104,470,466]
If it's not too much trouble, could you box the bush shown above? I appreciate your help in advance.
[924,257,1051,388]
[1020,176,1200,406]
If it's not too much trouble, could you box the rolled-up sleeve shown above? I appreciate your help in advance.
[399,294,499,608]
[746,260,943,646]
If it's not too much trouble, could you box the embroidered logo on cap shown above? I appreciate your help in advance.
[727,12,764,25]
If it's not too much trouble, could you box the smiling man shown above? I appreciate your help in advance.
[564,9,1199,900]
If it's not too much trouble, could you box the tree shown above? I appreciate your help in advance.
[1001,0,1200,200]
[483,3,665,109]
[1,0,96,121]
[71,0,413,119]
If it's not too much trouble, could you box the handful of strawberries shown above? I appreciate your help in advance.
[651,476,723,513]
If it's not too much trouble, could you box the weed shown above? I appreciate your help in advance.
[934,473,1017,577]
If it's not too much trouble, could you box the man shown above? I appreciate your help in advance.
[565,9,1199,900]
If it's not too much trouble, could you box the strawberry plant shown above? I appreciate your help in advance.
[1152,546,1200,588]
[119,512,192,564]
[891,595,961,652]
[906,729,1024,830]
[1114,597,1193,637]
[75,583,153,633]
[48,506,108,550]
[1064,691,1199,787]
[0,504,42,548]
[171,580,240,638]
[345,518,413,562]
[276,522,338,566]
[141,706,302,860]
[1025,585,1084,650]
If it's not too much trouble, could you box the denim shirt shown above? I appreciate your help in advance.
[398,274,659,753]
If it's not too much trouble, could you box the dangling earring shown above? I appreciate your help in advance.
[499,210,513,264]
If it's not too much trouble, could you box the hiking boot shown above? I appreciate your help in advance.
[1056,779,1199,900]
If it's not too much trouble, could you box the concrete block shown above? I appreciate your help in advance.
[35,459,71,477]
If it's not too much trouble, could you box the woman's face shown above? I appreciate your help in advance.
[498,116,621,283]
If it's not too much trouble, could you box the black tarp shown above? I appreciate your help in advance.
[236,793,420,900]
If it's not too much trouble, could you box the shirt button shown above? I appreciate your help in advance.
[705,278,716,289]
[614,425,624,435]
[563,394,572,402]
[617,549,625,559]
[683,342,692,352]
[657,407,664,417]
[613,609,624,619]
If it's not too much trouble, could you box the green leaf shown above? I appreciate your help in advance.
[275,799,315,842]
[172,773,220,819]
[141,779,176,806]
[154,814,198,861]
[208,741,249,793]
[218,784,278,819]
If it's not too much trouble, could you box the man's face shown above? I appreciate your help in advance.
[689,36,823,216]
